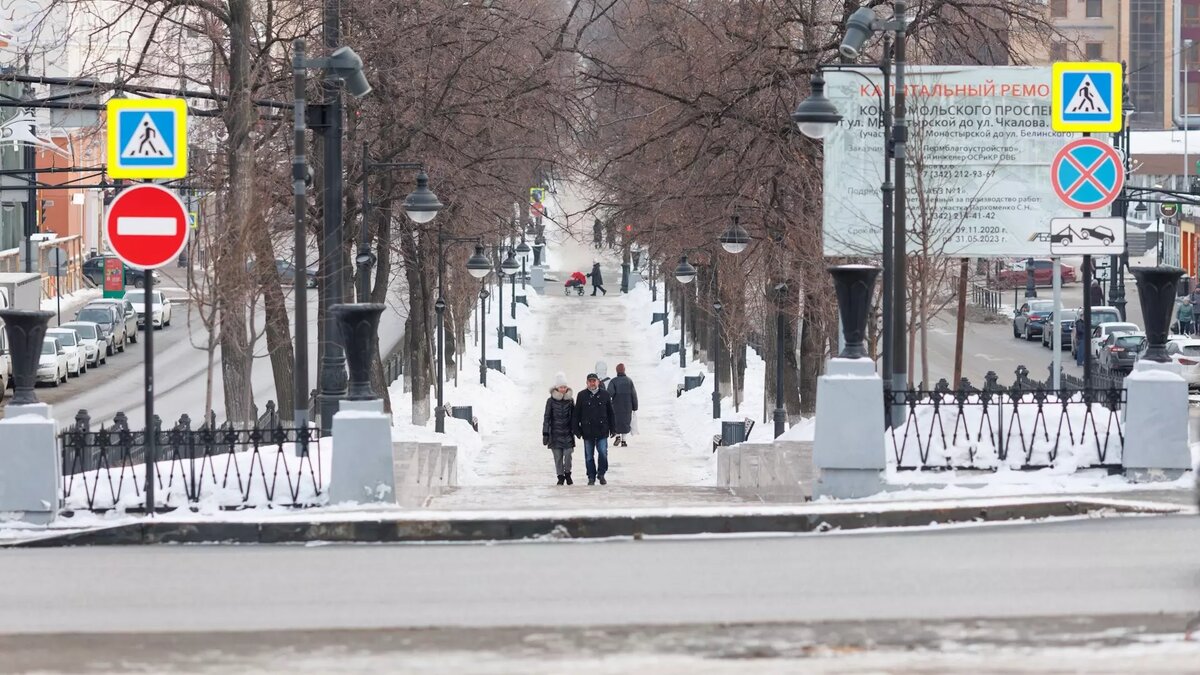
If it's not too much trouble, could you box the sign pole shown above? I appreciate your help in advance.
[144,270,155,513]
[1052,258,1062,388]
[55,274,60,327]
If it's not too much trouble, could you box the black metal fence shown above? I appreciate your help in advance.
[887,368,1125,471]
[59,408,323,512]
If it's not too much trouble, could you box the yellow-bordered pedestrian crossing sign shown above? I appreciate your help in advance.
[106,98,188,179]
[1051,62,1122,133]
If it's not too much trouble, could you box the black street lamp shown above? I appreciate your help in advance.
[478,283,490,385]
[291,38,371,436]
[674,255,697,369]
[791,1,909,423]
[359,145,442,301]
[502,247,520,322]
[711,216,750,418]
[516,238,531,290]
[772,282,788,438]
[434,235,491,433]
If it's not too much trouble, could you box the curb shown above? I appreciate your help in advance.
[2,498,1180,547]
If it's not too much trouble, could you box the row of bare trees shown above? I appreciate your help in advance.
[21,0,1059,425]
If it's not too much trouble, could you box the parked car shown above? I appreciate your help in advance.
[0,329,9,401]
[1080,224,1117,244]
[124,289,173,328]
[1098,331,1147,373]
[45,328,86,377]
[87,299,139,344]
[37,337,68,386]
[1089,321,1141,360]
[997,259,1077,288]
[1041,309,1079,350]
[248,258,318,288]
[1012,299,1054,340]
[1070,306,1124,358]
[1166,338,1200,390]
[59,321,106,366]
[74,305,125,355]
[81,256,159,289]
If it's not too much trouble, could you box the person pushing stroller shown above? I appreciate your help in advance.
[564,271,587,295]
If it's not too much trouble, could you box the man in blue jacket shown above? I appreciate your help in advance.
[574,373,616,485]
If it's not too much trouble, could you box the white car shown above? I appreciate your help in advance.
[59,321,106,367]
[125,289,173,329]
[1090,321,1140,360]
[1166,338,1200,390]
[46,328,86,377]
[37,337,68,386]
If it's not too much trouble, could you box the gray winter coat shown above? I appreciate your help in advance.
[607,373,638,434]
[589,263,604,286]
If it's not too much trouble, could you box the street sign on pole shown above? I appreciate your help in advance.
[1159,202,1180,218]
[1051,62,1123,133]
[104,184,190,269]
[47,246,67,326]
[1051,138,1124,212]
[1049,217,1126,255]
[106,98,188,179]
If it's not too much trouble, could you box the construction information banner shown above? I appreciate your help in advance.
[822,66,1077,258]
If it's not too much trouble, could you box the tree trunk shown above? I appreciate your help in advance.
[797,285,819,416]
[251,233,294,414]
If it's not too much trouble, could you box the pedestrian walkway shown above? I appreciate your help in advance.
[451,187,715,497]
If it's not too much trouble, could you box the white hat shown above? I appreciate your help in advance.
[554,372,568,387]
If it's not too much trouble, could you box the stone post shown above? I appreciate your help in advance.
[0,309,59,523]
[1124,266,1191,480]
[813,266,885,499]
[327,303,396,503]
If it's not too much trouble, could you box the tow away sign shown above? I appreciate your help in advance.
[1048,217,1125,255]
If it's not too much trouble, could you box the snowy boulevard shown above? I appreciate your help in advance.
[1,516,1198,669]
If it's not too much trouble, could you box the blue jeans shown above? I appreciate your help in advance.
[583,437,609,479]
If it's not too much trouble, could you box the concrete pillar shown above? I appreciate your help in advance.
[531,266,545,295]
[329,399,396,503]
[813,358,886,498]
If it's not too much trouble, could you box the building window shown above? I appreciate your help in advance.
[1086,0,1103,18]
[1185,4,1200,28]
[1085,42,1104,60]
[1189,80,1200,115]
[1050,42,1068,61]
[1051,0,1067,19]
[1187,44,1200,70]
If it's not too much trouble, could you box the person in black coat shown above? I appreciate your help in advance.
[607,363,638,447]
[573,373,616,485]
[587,262,607,295]
[542,372,575,485]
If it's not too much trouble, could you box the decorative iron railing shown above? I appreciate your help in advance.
[887,368,1125,471]
[59,408,324,512]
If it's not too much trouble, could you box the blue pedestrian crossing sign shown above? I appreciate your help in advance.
[1051,62,1122,133]
[106,98,188,179]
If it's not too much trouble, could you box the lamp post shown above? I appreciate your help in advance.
[674,255,697,369]
[790,1,909,418]
[291,38,371,435]
[516,238,531,290]
[711,215,750,418]
[359,144,441,301]
[773,283,788,438]
[479,284,490,385]
[434,238,491,433]
[506,247,518,319]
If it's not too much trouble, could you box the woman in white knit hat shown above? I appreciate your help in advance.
[542,371,576,485]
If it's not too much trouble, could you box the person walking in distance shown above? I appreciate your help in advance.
[593,219,603,249]
[574,373,616,485]
[1089,279,1105,307]
[542,372,575,486]
[587,261,607,296]
[608,363,638,448]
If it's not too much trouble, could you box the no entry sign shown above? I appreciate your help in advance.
[105,184,189,269]
[1050,138,1124,212]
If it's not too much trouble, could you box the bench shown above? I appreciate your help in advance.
[712,418,755,453]
[485,359,506,375]
[449,405,479,432]
[662,342,680,359]
[675,372,706,397]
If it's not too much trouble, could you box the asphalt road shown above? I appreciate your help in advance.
[2,516,1197,636]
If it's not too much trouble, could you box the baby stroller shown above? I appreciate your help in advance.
[564,271,587,295]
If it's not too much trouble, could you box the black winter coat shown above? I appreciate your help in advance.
[589,263,604,286]
[607,373,638,434]
[573,387,616,440]
[542,388,576,450]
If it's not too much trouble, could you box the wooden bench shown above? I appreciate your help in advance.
[712,418,755,452]
[675,372,706,397]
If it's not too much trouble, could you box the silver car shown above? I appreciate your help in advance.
[60,321,106,366]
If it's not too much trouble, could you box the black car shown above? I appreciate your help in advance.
[81,256,157,289]
[1098,331,1147,373]
[1012,299,1054,340]
[1041,309,1079,350]
[74,305,125,355]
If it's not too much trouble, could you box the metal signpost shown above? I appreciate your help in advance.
[104,185,189,514]
[47,246,67,326]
